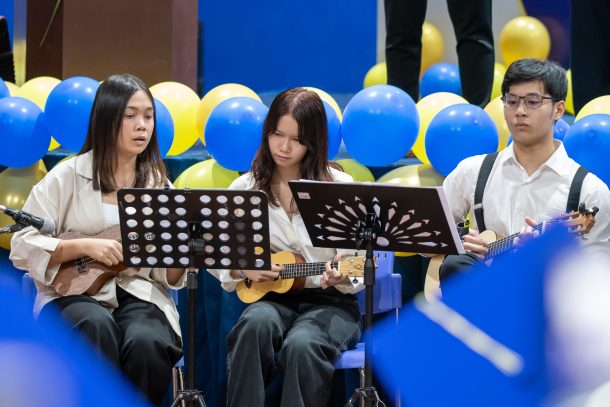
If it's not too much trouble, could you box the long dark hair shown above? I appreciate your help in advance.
[78,73,167,192]
[251,87,333,206]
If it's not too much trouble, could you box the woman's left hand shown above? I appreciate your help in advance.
[320,253,346,289]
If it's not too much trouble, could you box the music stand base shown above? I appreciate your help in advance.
[344,386,385,407]
[170,389,206,407]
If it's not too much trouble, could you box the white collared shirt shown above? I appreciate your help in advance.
[209,168,364,294]
[442,142,610,253]
[9,152,186,339]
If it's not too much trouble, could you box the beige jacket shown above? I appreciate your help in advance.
[9,151,185,339]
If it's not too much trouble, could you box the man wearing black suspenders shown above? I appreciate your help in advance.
[439,59,610,283]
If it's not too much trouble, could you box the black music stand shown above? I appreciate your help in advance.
[117,187,271,407]
[289,180,464,407]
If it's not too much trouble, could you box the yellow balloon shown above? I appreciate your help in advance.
[411,92,468,164]
[336,159,375,182]
[377,163,444,187]
[377,163,444,256]
[363,62,387,88]
[304,87,342,121]
[150,82,201,156]
[575,95,610,121]
[17,76,61,110]
[0,162,48,250]
[484,96,511,150]
[421,22,444,74]
[499,16,550,66]
[48,137,61,151]
[196,83,262,145]
[174,159,239,189]
[4,81,20,96]
[565,69,575,115]
[491,63,506,101]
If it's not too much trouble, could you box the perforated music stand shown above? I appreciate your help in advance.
[289,180,464,407]
[117,187,271,407]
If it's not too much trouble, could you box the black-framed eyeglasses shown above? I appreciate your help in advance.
[501,93,558,110]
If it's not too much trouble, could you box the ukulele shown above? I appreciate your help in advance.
[235,251,366,303]
[51,225,125,296]
[423,205,598,300]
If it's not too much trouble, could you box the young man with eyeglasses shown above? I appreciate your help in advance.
[437,58,610,283]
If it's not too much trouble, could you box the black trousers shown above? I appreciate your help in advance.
[41,287,182,407]
[385,0,494,107]
[226,288,361,407]
[571,0,610,113]
[439,252,480,283]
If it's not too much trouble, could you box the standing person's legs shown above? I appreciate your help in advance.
[40,295,122,365]
[447,0,494,107]
[571,0,610,113]
[385,0,428,101]
[226,301,297,407]
[277,303,361,407]
[113,288,182,407]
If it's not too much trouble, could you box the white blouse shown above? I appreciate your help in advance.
[208,168,364,294]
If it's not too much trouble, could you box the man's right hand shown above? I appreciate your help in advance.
[462,229,489,259]
[232,264,283,282]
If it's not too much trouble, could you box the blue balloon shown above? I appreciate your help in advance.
[0,97,51,167]
[0,78,9,99]
[342,85,419,166]
[507,118,571,146]
[564,114,610,186]
[426,104,499,176]
[323,101,342,159]
[153,98,174,158]
[205,97,269,171]
[420,63,462,98]
[553,118,570,141]
[44,76,99,152]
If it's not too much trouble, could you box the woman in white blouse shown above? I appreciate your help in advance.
[10,74,185,406]
[211,88,363,407]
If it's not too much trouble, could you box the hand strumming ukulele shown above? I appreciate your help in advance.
[52,225,125,296]
[235,250,366,303]
[424,205,598,300]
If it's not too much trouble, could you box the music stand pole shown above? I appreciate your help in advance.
[117,187,272,407]
[353,213,382,407]
[171,222,206,407]
[287,180,466,407]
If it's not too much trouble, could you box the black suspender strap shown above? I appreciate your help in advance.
[566,166,589,213]
[473,152,499,232]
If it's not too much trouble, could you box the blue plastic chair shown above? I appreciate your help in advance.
[334,251,402,406]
